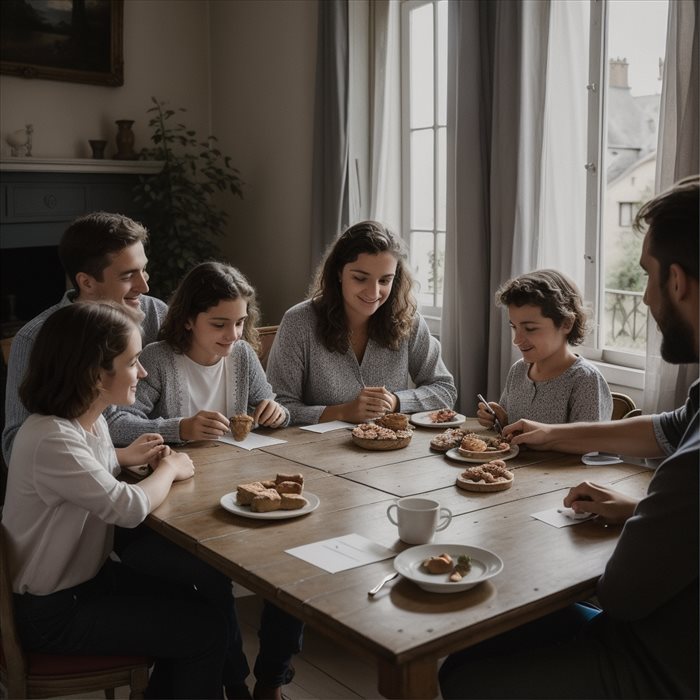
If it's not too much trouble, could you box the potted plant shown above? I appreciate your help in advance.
[135,97,244,300]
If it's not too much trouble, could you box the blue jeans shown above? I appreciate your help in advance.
[14,559,227,699]
[115,525,303,691]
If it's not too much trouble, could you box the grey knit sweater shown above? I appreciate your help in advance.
[107,340,290,446]
[266,300,457,425]
[498,356,612,424]
[2,291,167,462]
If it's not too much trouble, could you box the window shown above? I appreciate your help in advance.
[585,0,668,364]
[618,202,637,227]
[400,0,447,316]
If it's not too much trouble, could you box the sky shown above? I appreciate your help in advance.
[608,0,669,96]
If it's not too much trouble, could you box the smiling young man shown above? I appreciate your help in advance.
[440,175,699,699]
[2,212,167,462]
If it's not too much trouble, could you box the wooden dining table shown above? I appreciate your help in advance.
[144,419,653,699]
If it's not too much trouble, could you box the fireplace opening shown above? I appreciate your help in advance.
[1,246,67,338]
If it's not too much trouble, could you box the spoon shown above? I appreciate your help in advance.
[368,572,399,597]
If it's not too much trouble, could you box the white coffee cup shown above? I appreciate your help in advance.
[386,497,452,544]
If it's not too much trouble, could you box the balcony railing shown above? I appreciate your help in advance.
[604,288,647,351]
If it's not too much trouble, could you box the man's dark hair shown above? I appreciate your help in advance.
[634,175,699,284]
[58,212,149,290]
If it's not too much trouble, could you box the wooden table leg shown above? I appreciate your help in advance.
[378,658,438,699]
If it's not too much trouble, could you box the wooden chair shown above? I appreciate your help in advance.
[0,525,151,699]
[256,325,279,370]
[611,392,642,420]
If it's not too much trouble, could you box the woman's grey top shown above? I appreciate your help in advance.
[499,355,612,423]
[107,340,289,446]
[266,300,457,425]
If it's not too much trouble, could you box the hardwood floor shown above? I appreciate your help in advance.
[38,593,443,700]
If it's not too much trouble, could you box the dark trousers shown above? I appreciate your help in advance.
[14,559,226,699]
[115,525,303,691]
[439,603,609,699]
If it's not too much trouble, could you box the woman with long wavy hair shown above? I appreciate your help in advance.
[267,221,456,424]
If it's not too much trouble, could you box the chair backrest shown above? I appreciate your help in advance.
[611,392,638,420]
[256,325,279,370]
[0,524,150,699]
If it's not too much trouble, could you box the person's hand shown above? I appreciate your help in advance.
[254,399,286,428]
[477,401,507,430]
[503,419,558,450]
[118,433,166,467]
[563,481,638,524]
[179,411,229,441]
[149,443,171,467]
[343,387,396,423]
[155,450,195,482]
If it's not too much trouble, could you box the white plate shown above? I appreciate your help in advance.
[220,492,320,520]
[410,411,467,429]
[445,444,519,463]
[581,451,623,466]
[394,544,503,593]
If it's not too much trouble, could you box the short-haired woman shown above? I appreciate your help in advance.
[1,302,226,698]
[266,221,457,424]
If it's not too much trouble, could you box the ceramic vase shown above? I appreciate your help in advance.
[114,120,137,160]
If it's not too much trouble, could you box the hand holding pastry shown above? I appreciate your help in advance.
[253,399,286,428]
[179,410,230,441]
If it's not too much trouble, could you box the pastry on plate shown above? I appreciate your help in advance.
[351,423,413,450]
[250,488,282,512]
[376,412,410,431]
[280,493,308,510]
[456,460,514,492]
[236,481,266,505]
[430,428,466,452]
[429,408,458,423]
[230,414,254,441]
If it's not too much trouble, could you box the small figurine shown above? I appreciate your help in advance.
[6,124,33,157]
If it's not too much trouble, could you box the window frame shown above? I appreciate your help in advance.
[400,0,446,330]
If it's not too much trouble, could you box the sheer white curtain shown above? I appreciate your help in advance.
[644,0,699,413]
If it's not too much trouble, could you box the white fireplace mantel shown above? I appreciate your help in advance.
[0,157,164,175]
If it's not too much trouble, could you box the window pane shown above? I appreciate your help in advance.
[410,3,434,129]
[437,126,446,230]
[437,0,448,126]
[410,128,434,230]
[602,0,667,353]
[435,231,445,299]
[410,230,434,306]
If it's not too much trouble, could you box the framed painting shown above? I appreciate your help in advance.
[0,0,124,86]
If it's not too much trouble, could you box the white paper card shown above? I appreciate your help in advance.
[217,433,287,451]
[285,533,395,573]
[299,421,355,433]
[531,508,595,528]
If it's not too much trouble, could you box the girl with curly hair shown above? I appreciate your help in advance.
[477,269,612,429]
[267,221,456,424]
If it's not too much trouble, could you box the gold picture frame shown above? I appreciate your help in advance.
[0,0,124,87]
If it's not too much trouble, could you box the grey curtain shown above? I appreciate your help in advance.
[310,0,350,269]
[644,0,700,413]
[441,0,550,414]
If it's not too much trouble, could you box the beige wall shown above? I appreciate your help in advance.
[1,0,318,325]
[209,0,318,324]
[0,0,211,159]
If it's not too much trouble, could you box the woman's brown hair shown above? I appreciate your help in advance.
[20,302,140,419]
[159,261,261,354]
[309,221,417,352]
[496,269,588,345]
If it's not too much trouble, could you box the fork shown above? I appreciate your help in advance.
[477,393,504,435]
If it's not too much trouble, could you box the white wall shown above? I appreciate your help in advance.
[0,0,211,159]
[209,0,318,324]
